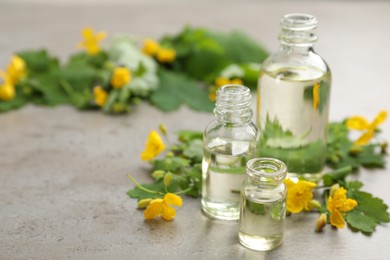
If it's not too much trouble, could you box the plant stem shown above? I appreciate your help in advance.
[127,174,160,194]
[175,186,193,195]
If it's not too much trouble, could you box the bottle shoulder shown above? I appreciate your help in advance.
[262,48,330,75]
[204,120,258,141]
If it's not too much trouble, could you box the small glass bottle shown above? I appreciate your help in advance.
[201,84,258,220]
[257,13,331,180]
[239,158,287,251]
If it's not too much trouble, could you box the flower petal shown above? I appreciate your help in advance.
[371,110,387,128]
[327,196,335,213]
[82,27,94,38]
[161,204,176,221]
[329,209,345,229]
[346,116,370,130]
[144,199,163,220]
[339,198,358,212]
[164,193,182,207]
[286,197,304,213]
[354,130,374,146]
[140,131,166,161]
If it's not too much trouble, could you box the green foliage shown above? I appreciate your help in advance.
[327,122,386,170]
[127,131,204,200]
[160,26,268,81]
[345,181,390,233]
[322,166,353,186]
[150,69,214,112]
[17,49,59,74]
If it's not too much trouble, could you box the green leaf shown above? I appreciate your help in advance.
[346,210,377,233]
[181,163,202,197]
[153,157,191,173]
[346,181,364,191]
[17,49,59,74]
[0,93,29,112]
[183,139,203,163]
[160,26,268,81]
[345,183,390,233]
[177,130,203,143]
[150,70,214,112]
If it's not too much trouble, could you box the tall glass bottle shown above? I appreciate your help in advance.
[202,84,258,220]
[239,157,287,251]
[257,13,331,180]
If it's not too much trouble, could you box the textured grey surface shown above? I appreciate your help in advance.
[0,1,390,260]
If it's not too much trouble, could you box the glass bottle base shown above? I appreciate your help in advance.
[238,231,282,251]
[201,199,239,221]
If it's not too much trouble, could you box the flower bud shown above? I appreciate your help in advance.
[138,198,153,209]
[330,184,340,197]
[152,170,165,179]
[315,213,327,232]
[309,200,322,210]
[164,172,173,187]
[166,152,174,158]
[349,145,362,155]
[159,124,167,136]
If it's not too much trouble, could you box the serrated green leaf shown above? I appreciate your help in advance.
[345,185,390,233]
[150,70,214,112]
[346,210,377,233]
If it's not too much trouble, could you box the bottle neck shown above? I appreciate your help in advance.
[278,13,318,53]
[214,84,253,125]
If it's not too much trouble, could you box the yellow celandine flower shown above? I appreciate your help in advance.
[327,187,357,229]
[156,48,176,63]
[140,130,166,161]
[144,193,183,221]
[313,82,320,110]
[6,55,26,84]
[77,27,107,55]
[93,86,108,107]
[111,67,131,89]
[142,39,160,56]
[346,110,387,146]
[284,178,317,213]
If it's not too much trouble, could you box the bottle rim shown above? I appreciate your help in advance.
[246,157,287,181]
[281,13,318,31]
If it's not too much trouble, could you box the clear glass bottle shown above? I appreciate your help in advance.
[239,157,287,251]
[202,84,258,220]
[257,13,331,181]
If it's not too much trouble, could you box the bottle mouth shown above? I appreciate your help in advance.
[281,13,318,31]
[279,13,318,45]
[246,158,287,182]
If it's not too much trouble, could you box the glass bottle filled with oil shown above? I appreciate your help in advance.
[239,157,287,251]
[202,84,258,220]
[257,13,331,180]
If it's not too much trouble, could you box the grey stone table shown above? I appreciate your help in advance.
[0,1,389,259]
